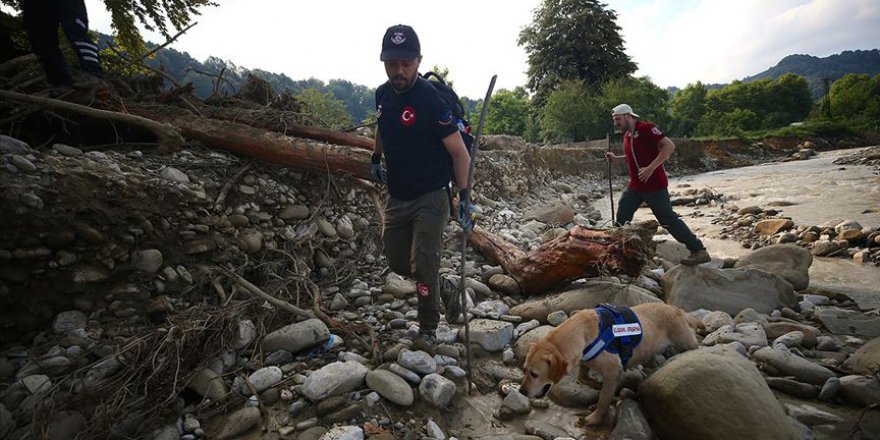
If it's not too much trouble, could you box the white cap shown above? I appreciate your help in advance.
[612,103,639,118]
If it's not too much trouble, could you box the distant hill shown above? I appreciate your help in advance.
[743,49,880,100]
[94,34,376,124]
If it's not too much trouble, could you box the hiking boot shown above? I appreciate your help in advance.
[681,249,711,266]
[410,330,437,355]
[441,276,462,323]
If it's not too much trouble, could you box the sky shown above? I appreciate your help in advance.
[35,0,880,97]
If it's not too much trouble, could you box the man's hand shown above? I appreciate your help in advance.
[604,151,617,161]
[458,189,476,232]
[370,154,386,183]
[637,165,655,182]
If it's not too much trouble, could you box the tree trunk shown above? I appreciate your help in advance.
[129,107,373,179]
[468,221,658,295]
[198,107,375,151]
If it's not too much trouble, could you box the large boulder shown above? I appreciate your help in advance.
[640,347,800,440]
[734,244,812,290]
[509,281,659,322]
[662,266,797,316]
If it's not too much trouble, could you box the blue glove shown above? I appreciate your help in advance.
[370,154,386,183]
[458,189,476,232]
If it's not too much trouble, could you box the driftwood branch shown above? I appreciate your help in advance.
[468,220,659,295]
[119,22,198,72]
[0,90,185,148]
[212,265,315,319]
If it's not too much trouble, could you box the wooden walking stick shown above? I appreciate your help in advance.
[460,74,497,394]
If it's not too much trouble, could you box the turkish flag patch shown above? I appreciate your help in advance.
[400,105,416,126]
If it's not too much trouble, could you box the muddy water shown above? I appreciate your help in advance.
[596,147,880,299]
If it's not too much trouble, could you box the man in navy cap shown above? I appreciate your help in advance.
[371,24,474,351]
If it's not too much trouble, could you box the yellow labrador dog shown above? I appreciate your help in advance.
[520,302,700,425]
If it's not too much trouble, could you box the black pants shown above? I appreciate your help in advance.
[616,187,705,252]
[22,0,102,86]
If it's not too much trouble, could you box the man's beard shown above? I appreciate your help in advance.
[391,75,415,92]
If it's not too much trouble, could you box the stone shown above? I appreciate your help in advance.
[160,166,190,183]
[262,319,330,354]
[663,266,797,316]
[523,201,575,225]
[733,244,812,290]
[301,361,369,402]
[365,369,414,406]
[751,347,836,385]
[132,249,163,273]
[754,219,795,235]
[418,373,456,408]
[814,307,880,337]
[215,407,260,440]
[843,337,880,375]
[53,310,87,334]
[187,368,227,401]
[640,347,800,440]
[466,319,514,352]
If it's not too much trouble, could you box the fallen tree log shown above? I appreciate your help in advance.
[198,107,375,151]
[468,220,658,295]
[129,105,373,179]
[0,90,185,148]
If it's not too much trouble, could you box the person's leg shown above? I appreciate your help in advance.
[382,197,414,278]
[641,188,709,264]
[22,0,73,86]
[614,187,643,227]
[57,0,103,77]
[410,188,449,335]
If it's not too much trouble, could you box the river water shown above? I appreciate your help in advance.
[596,146,880,300]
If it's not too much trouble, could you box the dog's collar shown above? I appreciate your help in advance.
[581,304,643,367]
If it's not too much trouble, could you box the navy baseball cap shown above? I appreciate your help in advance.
[380,24,421,61]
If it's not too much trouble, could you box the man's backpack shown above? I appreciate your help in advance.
[421,71,474,151]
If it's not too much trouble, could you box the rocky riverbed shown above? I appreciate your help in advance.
[1,134,878,440]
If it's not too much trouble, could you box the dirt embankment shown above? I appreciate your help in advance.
[480,134,867,185]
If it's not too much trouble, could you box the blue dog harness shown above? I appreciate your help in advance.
[581,304,643,368]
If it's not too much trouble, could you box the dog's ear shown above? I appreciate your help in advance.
[545,351,568,383]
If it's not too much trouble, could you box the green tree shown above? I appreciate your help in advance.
[670,82,708,136]
[827,73,880,129]
[539,80,601,143]
[599,76,670,130]
[482,87,531,136]
[295,88,353,130]
[518,0,636,105]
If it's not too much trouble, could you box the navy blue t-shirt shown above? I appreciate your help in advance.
[375,77,459,200]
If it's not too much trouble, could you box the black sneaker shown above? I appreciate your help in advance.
[411,330,437,355]
[681,249,711,266]
[441,276,462,323]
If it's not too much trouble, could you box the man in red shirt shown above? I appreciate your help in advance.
[604,104,710,266]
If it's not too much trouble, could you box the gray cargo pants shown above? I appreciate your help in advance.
[383,187,449,332]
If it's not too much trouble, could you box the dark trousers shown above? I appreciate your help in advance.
[383,188,449,333]
[616,187,705,252]
[22,0,102,86]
